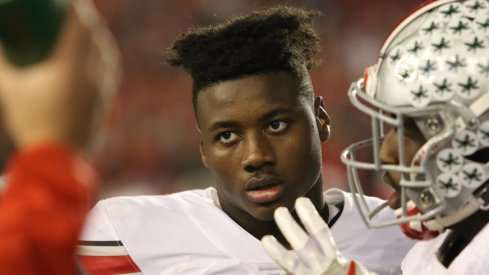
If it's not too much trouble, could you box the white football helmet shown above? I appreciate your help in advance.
[341,0,489,238]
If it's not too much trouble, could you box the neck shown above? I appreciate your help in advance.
[220,177,328,248]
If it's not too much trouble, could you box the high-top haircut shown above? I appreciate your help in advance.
[164,6,322,113]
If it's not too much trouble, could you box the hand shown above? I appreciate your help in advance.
[261,197,375,275]
[0,0,120,151]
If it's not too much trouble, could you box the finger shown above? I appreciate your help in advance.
[261,235,296,272]
[72,0,101,29]
[73,0,121,99]
[295,197,328,235]
[0,44,9,74]
[274,207,308,250]
[295,197,338,258]
[51,3,90,64]
[90,19,121,101]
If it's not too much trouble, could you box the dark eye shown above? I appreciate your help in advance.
[267,120,289,133]
[216,131,239,144]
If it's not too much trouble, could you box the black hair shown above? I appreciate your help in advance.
[164,6,322,110]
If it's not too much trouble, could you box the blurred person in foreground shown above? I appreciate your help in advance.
[78,6,413,275]
[263,0,489,274]
[0,0,119,273]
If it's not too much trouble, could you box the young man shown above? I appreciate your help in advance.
[267,1,489,274]
[79,6,413,274]
[0,0,119,273]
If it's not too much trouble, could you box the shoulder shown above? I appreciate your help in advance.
[455,223,489,272]
[324,188,387,217]
[326,189,400,238]
[472,224,489,271]
[401,232,445,274]
[403,224,489,274]
[80,187,217,240]
[98,187,214,213]
[325,189,415,275]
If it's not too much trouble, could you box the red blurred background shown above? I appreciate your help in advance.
[91,0,427,199]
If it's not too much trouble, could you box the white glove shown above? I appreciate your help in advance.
[261,197,375,275]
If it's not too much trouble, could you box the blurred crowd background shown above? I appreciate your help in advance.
[90,0,427,199]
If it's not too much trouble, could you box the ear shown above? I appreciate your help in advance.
[199,140,209,168]
[314,96,331,142]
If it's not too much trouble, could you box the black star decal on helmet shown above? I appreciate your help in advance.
[419,59,437,74]
[462,168,483,184]
[446,55,467,71]
[454,133,477,151]
[434,78,452,95]
[476,18,489,31]
[398,69,412,82]
[390,49,401,63]
[410,85,429,102]
[407,41,424,54]
[422,21,440,35]
[464,37,485,52]
[439,152,460,169]
[438,177,459,192]
[478,62,489,76]
[458,77,479,96]
[450,21,470,35]
[441,4,460,17]
[467,1,486,12]
[432,38,450,52]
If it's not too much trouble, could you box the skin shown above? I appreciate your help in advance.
[379,119,426,209]
[196,72,330,242]
[0,0,119,151]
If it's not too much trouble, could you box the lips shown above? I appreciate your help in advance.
[388,191,401,209]
[245,177,285,204]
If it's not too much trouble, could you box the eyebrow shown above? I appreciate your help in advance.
[208,121,241,132]
[207,107,293,132]
[260,108,293,123]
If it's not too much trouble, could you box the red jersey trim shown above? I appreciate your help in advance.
[78,240,141,274]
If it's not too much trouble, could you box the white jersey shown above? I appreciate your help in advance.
[78,187,414,275]
[402,223,489,275]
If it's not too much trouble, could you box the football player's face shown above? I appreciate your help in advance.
[379,118,426,209]
[196,72,329,221]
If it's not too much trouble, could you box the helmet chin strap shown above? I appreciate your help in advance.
[395,197,481,239]
[396,201,441,240]
[424,197,481,231]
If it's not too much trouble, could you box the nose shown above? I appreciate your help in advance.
[379,129,399,165]
[242,133,275,173]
